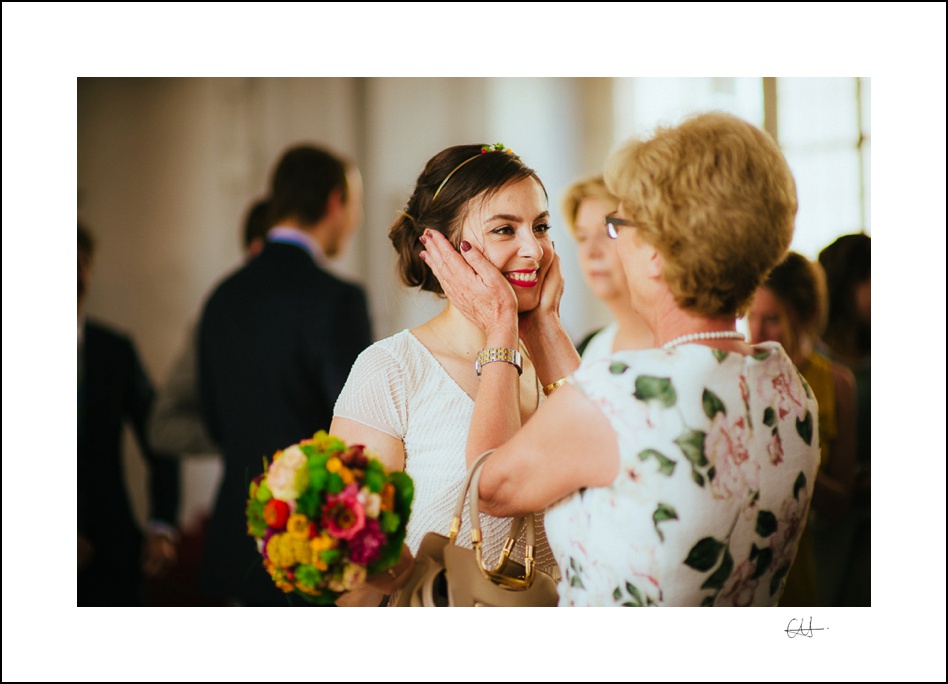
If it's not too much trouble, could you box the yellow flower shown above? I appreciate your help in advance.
[326,457,343,473]
[338,467,355,485]
[290,537,312,565]
[310,534,337,553]
[286,514,310,539]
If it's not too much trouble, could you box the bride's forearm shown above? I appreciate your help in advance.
[465,324,521,468]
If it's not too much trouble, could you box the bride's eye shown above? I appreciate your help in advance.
[533,223,552,235]
[489,225,515,236]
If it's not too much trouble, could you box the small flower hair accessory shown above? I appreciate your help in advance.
[481,142,516,155]
[433,142,520,200]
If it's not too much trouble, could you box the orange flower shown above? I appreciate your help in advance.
[380,482,396,512]
[286,513,310,539]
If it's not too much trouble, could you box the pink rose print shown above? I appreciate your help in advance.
[706,413,759,499]
[717,558,759,607]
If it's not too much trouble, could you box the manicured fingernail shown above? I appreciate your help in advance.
[425,229,432,238]
[419,234,427,244]
[460,240,471,252]
[419,251,427,261]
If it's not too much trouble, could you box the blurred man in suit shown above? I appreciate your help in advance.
[197,145,373,606]
[78,222,181,606]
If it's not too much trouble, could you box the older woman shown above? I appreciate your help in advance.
[419,112,820,606]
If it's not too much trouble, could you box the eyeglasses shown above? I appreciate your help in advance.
[604,213,636,239]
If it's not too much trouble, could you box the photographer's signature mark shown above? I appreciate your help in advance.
[785,617,827,638]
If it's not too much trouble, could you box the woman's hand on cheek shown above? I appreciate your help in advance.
[420,230,518,335]
[519,249,565,340]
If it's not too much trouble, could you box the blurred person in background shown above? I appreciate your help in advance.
[562,175,653,361]
[78,222,181,606]
[816,232,871,606]
[747,251,857,606]
[198,145,372,606]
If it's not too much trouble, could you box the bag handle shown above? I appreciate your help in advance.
[448,449,537,591]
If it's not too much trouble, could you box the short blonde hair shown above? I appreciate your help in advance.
[561,175,617,239]
[604,112,797,317]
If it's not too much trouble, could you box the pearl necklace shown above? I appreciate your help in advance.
[662,330,746,350]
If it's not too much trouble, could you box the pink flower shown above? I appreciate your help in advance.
[771,494,809,567]
[717,558,759,606]
[756,361,808,423]
[706,413,758,499]
[321,483,366,540]
[348,517,386,565]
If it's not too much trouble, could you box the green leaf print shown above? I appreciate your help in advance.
[701,548,734,591]
[652,503,679,542]
[638,449,677,476]
[770,562,791,596]
[793,471,807,500]
[707,466,716,482]
[569,558,584,588]
[633,375,677,407]
[753,349,772,361]
[675,430,708,467]
[712,348,730,363]
[796,411,814,446]
[750,544,773,579]
[613,587,622,601]
[763,407,777,428]
[609,361,629,375]
[799,372,814,399]
[702,388,727,419]
[701,596,716,607]
[756,510,777,538]
[684,536,725,572]
[626,582,644,606]
[692,470,705,486]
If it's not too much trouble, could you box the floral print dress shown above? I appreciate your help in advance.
[544,342,821,606]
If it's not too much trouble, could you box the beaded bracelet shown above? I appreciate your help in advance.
[475,347,523,377]
[542,378,567,396]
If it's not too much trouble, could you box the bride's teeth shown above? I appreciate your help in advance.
[507,272,537,282]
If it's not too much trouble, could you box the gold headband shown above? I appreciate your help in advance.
[432,143,516,201]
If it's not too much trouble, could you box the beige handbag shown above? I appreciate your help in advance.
[392,450,559,607]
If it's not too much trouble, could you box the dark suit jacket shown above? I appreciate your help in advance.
[78,319,181,606]
[198,241,372,605]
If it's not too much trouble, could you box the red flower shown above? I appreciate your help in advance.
[321,483,366,540]
[263,499,290,530]
[349,517,386,565]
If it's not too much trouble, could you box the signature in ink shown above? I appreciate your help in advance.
[785,616,828,638]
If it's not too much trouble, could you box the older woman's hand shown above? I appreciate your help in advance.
[419,229,518,337]
[519,246,565,344]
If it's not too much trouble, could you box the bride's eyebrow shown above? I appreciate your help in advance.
[484,210,550,223]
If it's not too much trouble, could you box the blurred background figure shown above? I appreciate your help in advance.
[144,197,271,606]
[561,175,653,360]
[197,145,373,606]
[747,251,857,606]
[149,198,272,457]
[78,222,181,606]
[817,232,871,606]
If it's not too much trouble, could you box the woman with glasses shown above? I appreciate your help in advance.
[562,175,653,362]
[418,112,821,606]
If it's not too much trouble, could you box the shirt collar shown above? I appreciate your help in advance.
[267,226,329,268]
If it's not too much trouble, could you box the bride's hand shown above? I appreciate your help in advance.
[419,229,518,336]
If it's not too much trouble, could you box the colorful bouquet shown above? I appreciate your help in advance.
[246,430,413,604]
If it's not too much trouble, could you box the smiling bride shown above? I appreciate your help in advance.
[328,143,562,606]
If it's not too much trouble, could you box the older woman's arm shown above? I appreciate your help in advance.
[476,383,620,517]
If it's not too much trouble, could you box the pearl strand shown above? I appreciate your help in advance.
[662,330,746,350]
